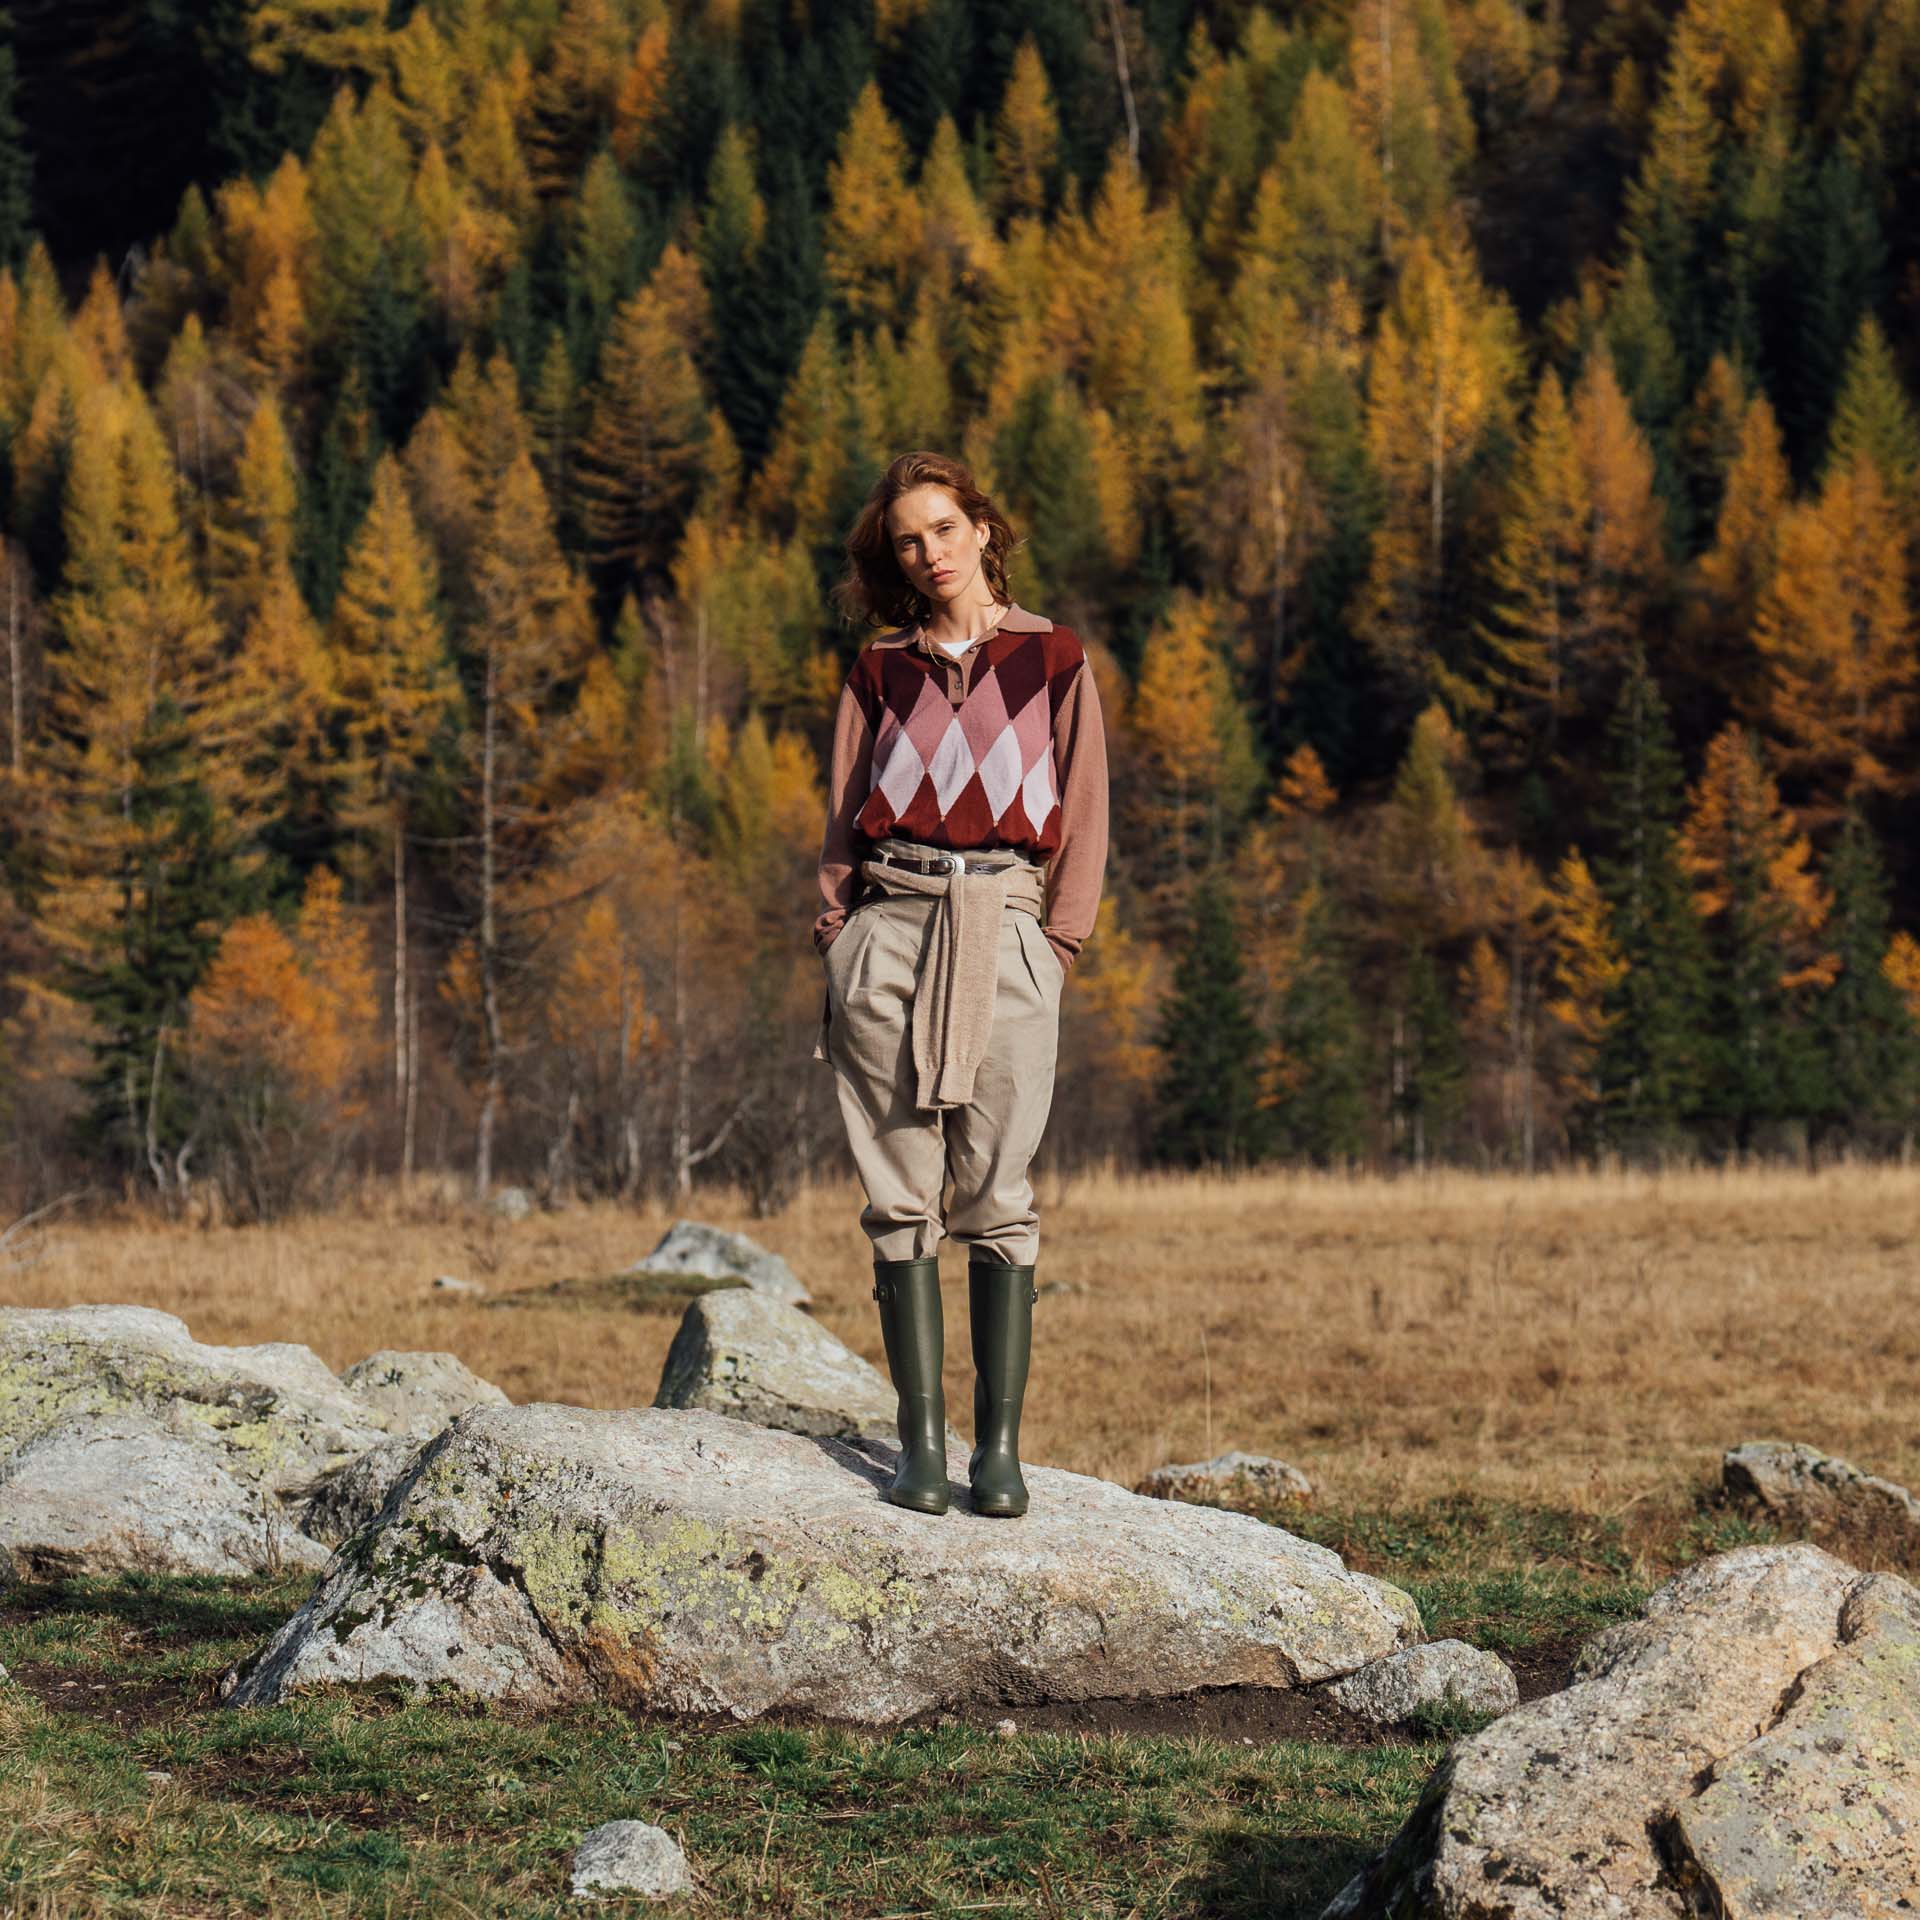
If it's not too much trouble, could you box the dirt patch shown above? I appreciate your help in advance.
[3,1656,212,1734]
[929,1682,1412,1745]
[1504,1634,1581,1703]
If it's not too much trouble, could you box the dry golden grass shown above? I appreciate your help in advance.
[8,1157,1917,1523]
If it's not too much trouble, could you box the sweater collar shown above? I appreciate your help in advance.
[874,600,1052,650]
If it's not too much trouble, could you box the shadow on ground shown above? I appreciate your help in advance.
[1181,1827,1377,1918]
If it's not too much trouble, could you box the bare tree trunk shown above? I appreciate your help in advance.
[404,969,420,1181]
[672,878,691,1196]
[393,822,408,1121]
[1379,0,1394,267]
[1103,0,1141,172]
[476,645,502,1201]
[1390,1005,1405,1158]
[7,558,21,774]
[617,949,636,1195]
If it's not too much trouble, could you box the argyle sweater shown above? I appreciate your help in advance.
[813,603,1110,973]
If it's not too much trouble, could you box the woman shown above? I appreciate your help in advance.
[812,450,1109,1521]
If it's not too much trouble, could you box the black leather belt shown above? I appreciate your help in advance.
[872,846,1029,877]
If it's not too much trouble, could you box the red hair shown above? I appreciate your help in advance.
[831,450,1022,632]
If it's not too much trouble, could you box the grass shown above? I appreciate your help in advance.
[4,1158,1919,1913]
[1,1567,1425,1918]
[0,1482,1842,1918]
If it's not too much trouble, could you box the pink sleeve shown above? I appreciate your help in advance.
[1041,658,1109,973]
[813,675,874,954]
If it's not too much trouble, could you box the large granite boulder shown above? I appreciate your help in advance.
[218,1402,1422,1724]
[0,1306,507,1578]
[0,1415,335,1579]
[654,1290,953,1448]
[1322,1543,1920,1919]
[632,1222,810,1309]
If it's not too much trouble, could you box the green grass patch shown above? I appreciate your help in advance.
[0,1569,1440,1919]
[0,1491,1728,1916]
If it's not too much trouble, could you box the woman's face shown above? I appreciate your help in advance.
[886,485,989,607]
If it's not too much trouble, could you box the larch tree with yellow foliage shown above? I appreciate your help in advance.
[1125,592,1262,932]
[576,281,710,585]
[1542,847,1626,1153]
[823,82,922,333]
[40,381,271,1188]
[330,451,457,1172]
[1353,226,1523,724]
[1747,452,1916,831]
[1677,720,1836,1145]
[990,37,1060,220]
[185,865,378,1217]
[461,452,596,1199]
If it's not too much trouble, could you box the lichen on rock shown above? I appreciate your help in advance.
[219,1401,1421,1724]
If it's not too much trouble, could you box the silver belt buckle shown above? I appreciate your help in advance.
[940,849,966,877]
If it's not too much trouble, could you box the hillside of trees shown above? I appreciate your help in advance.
[2,0,1920,1216]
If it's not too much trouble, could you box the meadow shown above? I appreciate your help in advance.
[2,1159,1913,1916]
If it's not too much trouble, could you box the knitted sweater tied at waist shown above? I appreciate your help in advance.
[858,836,1046,1112]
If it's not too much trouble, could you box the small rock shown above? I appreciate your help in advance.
[1723,1438,1920,1535]
[993,1717,1017,1737]
[1324,1640,1517,1728]
[1134,1450,1314,1511]
[491,1187,534,1222]
[431,1275,486,1295]
[633,1221,810,1309]
[143,1769,171,1784]
[654,1290,954,1446]
[0,1660,9,1683]
[569,1820,694,1901]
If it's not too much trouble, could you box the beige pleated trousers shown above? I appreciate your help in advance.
[813,882,1065,1265]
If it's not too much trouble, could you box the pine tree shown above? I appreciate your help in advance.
[0,13,35,270]
[1266,872,1369,1165]
[1820,313,1920,509]
[1148,867,1270,1169]
[1810,803,1920,1150]
[40,387,266,1184]
[1788,153,1887,471]
[1677,720,1836,1151]
[575,282,710,585]
[1590,648,1712,1156]
[1473,366,1586,769]
[1393,934,1469,1169]
[463,452,596,1197]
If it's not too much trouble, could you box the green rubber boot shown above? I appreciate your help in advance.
[967,1254,1037,1517]
[871,1256,951,1514]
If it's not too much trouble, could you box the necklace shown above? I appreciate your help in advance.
[928,601,1007,651]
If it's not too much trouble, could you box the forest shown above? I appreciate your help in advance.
[1,0,1918,1216]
